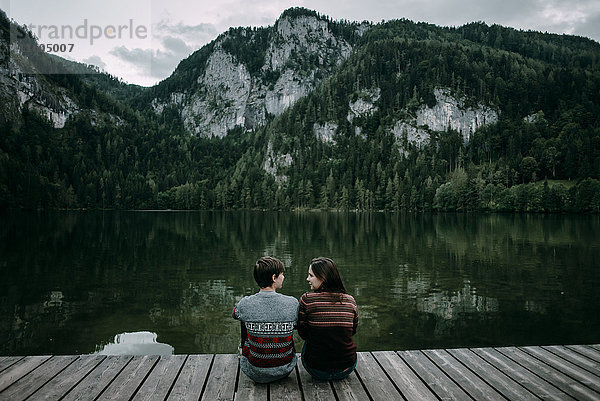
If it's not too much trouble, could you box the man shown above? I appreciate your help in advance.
[233,256,299,383]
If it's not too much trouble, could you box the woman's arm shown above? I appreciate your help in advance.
[297,294,309,339]
[352,299,359,336]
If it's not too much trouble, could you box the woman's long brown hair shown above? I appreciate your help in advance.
[310,257,347,294]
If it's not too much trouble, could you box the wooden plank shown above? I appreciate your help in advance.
[201,354,238,401]
[473,347,576,401]
[0,357,23,374]
[234,364,267,401]
[372,351,437,401]
[566,345,600,364]
[543,345,600,375]
[331,370,369,401]
[61,356,133,401]
[423,349,505,401]
[295,355,335,401]
[353,352,402,400]
[0,356,78,401]
[95,355,160,401]
[132,355,187,401]
[168,354,213,401]
[0,356,51,393]
[400,350,471,401]
[497,346,600,401]
[447,348,539,401]
[520,346,600,393]
[269,366,302,401]
[29,355,106,401]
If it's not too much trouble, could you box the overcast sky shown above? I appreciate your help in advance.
[3,0,599,86]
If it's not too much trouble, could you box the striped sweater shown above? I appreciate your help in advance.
[298,291,358,370]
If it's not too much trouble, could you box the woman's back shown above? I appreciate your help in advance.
[298,291,358,370]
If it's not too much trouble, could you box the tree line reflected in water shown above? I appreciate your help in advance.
[1,211,598,355]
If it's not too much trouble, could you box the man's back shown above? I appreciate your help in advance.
[233,290,299,383]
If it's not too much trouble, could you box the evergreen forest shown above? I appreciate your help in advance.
[1,8,599,212]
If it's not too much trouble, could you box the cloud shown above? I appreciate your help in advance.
[536,0,600,40]
[152,17,219,54]
[83,55,107,70]
[110,45,152,67]
[154,19,218,39]
[108,34,195,80]
[150,36,194,78]
[574,12,600,42]
[161,35,192,56]
[124,18,220,79]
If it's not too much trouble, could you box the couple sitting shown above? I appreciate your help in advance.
[233,256,358,383]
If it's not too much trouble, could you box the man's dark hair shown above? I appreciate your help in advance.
[254,256,285,288]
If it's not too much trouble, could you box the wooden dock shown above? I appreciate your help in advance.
[1,344,600,400]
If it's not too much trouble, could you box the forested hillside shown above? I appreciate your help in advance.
[1,8,599,212]
[219,19,600,212]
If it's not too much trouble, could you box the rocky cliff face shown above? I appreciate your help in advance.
[151,13,358,138]
[391,88,498,150]
[265,86,498,181]
[1,42,79,129]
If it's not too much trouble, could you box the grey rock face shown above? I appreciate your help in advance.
[2,43,79,129]
[392,88,499,151]
[347,88,380,123]
[152,14,356,138]
[263,141,293,184]
[313,121,338,144]
[181,48,252,137]
[416,89,498,142]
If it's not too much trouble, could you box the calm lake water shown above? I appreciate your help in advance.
[1,211,599,356]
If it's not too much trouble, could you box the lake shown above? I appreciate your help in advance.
[1,211,599,356]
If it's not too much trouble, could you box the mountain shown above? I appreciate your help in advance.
[136,8,365,137]
[1,7,599,212]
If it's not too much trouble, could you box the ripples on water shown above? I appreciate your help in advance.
[0,211,598,355]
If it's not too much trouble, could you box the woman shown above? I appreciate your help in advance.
[298,257,358,380]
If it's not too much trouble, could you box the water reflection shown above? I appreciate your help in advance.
[95,332,174,355]
[417,282,499,319]
[0,211,598,355]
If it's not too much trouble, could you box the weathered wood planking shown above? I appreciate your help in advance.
[353,352,401,400]
[567,345,600,364]
[0,357,22,375]
[268,367,302,401]
[295,357,336,401]
[496,346,600,401]
[200,353,237,401]
[446,347,539,401]
[521,345,600,393]
[234,363,267,401]
[0,345,599,401]
[0,356,51,394]
[30,355,105,401]
[400,350,472,401]
[372,351,437,401]
[473,347,576,401]
[422,348,506,401]
[0,356,78,401]
[132,354,187,401]
[543,345,600,376]
[95,355,160,401]
[61,355,133,401]
[167,354,212,401]
[330,370,369,401]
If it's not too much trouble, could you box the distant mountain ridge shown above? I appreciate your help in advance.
[139,8,365,137]
[1,7,599,212]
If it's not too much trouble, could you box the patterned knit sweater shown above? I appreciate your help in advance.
[233,290,299,383]
[298,291,358,370]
